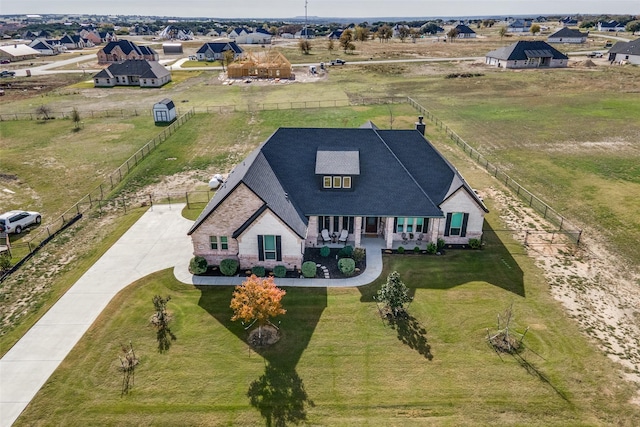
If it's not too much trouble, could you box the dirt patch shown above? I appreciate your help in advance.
[486,186,640,403]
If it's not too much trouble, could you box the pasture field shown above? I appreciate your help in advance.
[14,216,640,426]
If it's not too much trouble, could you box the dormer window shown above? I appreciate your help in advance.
[323,175,352,189]
[316,149,359,190]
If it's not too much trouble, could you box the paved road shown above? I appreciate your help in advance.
[0,204,385,426]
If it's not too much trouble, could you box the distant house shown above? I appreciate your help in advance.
[508,19,532,33]
[236,29,273,44]
[0,44,40,62]
[597,21,625,32]
[93,60,171,87]
[327,30,344,39]
[97,40,158,64]
[228,27,251,39]
[607,38,640,64]
[294,28,315,39]
[559,17,579,27]
[195,41,243,61]
[485,40,569,68]
[28,38,64,55]
[548,27,588,44]
[454,24,476,38]
[227,51,292,79]
[79,29,102,45]
[59,34,91,50]
[153,98,177,124]
[158,25,194,40]
[187,121,487,270]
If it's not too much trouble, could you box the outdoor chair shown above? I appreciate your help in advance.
[338,229,348,244]
[401,232,409,244]
[416,233,424,243]
[321,228,331,243]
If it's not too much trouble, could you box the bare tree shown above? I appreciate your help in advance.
[487,304,529,354]
[499,26,508,40]
[71,108,81,130]
[298,38,311,55]
[36,105,52,120]
[118,341,139,395]
[327,38,335,52]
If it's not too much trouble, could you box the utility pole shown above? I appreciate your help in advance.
[304,0,308,39]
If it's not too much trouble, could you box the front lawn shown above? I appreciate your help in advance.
[16,217,639,426]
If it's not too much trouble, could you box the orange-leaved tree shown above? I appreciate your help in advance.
[230,275,286,338]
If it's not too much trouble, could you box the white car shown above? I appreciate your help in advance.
[0,210,42,234]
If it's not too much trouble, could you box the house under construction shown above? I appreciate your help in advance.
[227,50,293,79]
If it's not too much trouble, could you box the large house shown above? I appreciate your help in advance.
[188,121,488,270]
[597,21,625,32]
[97,40,158,64]
[93,60,171,87]
[547,27,588,44]
[607,38,640,64]
[454,24,476,38]
[195,41,243,61]
[485,40,568,69]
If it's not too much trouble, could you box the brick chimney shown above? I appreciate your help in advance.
[415,116,426,135]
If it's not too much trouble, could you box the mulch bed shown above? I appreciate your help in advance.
[303,247,366,278]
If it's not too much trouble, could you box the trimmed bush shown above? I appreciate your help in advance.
[189,256,208,275]
[396,246,405,254]
[301,261,317,278]
[273,265,287,278]
[426,242,437,254]
[352,247,366,263]
[414,246,421,253]
[338,258,356,276]
[469,238,481,249]
[437,238,446,251]
[320,245,330,257]
[220,258,239,276]
[252,266,266,277]
[338,245,353,258]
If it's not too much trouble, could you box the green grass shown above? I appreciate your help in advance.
[15,216,640,426]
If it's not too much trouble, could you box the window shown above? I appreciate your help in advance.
[333,176,342,188]
[263,235,276,260]
[449,213,463,236]
[342,216,354,233]
[396,217,404,233]
[445,213,469,237]
[342,176,351,188]
[323,176,332,188]
[333,216,340,233]
[210,236,229,250]
[323,175,351,189]
[406,217,414,233]
[258,235,281,261]
[416,218,429,233]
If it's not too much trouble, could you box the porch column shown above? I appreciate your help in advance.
[354,216,362,247]
[307,216,319,247]
[430,217,441,243]
[385,217,394,249]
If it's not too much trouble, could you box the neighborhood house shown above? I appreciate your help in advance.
[188,120,488,270]
[93,59,171,87]
[97,40,158,64]
[485,40,569,69]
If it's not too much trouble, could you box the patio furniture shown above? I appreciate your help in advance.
[321,228,331,243]
[416,233,424,243]
[338,229,348,244]
[401,232,409,245]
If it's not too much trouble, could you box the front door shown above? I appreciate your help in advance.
[365,217,378,234]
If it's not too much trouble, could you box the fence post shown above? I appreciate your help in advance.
[186,191,190,209]
[123,196,127,213]
[543,205,548,219]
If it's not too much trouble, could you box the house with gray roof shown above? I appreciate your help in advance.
[188,121,488,270]
[93,60,171,87]
[454,24,476,38]
[485,40,568,69]
[548,27,588,44]
[607,38,640,64]
[97,40,158,64]
[195,41,243,61]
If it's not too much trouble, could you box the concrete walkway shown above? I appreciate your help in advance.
[0,204,385,426]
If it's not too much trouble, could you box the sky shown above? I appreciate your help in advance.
[0,0,638,19]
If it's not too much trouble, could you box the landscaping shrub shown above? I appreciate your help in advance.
[414,246,421,253]
[338,245,353,258]
[397,246,405,254]
[302,261,317,278]
[189,256,208,275]
[320,245,330,257]
[426,242,437,254]
[273,265,287,278]
[437,238,446,251]
[352,247,366,263]
[338,258,356,276]
[252,266,266,277]
[220,259,239,276]
[469,238,482,249]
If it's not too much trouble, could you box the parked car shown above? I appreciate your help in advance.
[0,210,42,234]
[586,52,603,58]
[330,59,346,65]
[0,70,16,78]
[0,59,10,64]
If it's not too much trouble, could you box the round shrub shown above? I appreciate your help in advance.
[338,258,355,276]
[468,238,481,249]
[414,246,421,253]
[273,265,287,278]
[252,266,266,277]
[338,245,353,258]
[189,256,208,275]
[301,261,317,278]
[320,245,330,257]
[396,246,405,254]
[437,238,446,251]
[352,247,366,263]
[220,258,239,276]
[426,242,437,254]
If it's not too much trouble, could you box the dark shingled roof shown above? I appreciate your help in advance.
[101,40,157,56]
[548,27,587,39]
[196,42,243,55]
[94,60,169,79]
[189,125,486,237]
[609,38,640,55]
[486,40,568,60]
[455,24,476,34]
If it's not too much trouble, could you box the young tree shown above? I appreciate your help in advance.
[298,38,311,54]
[530,24,541,36]
[71,107,81,130]
[499,26,508,40]
[150,295,175,352]
[446,27,459,41]
[422,22,440,35]
[231,275,286,339]
[221,49,235,72]
[339,28,355,52]
[36,104,52,120]
[375,271,412,318]
[398,26,411,42]
[327,38,335,52]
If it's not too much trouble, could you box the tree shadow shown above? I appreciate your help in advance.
[156,325,176,353]
[247,362,315,427]
[387,312,433,360]
[358,220,525,303]
[510,351,571,403]
[196,286,327,367]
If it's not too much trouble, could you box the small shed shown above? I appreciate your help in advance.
[153,99,177,124]
[162,43,183,55]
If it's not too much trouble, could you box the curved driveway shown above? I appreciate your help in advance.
[0,203,383,426]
